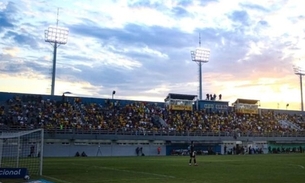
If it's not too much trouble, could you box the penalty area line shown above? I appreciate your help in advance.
[42,175,72,183]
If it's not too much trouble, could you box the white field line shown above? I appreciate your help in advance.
[288,164,304,169]
[42,175,72,183]
[297,165,305,169]
[72,163,175,179]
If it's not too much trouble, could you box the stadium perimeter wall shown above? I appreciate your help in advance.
[44,143,167,157]
[42,132,305,157]
[44,131,305,142]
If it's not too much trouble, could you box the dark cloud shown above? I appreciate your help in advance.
[0,0,298,101]
[0,52,13,60]
[60,60,162,89]
[229,10,250,26]
[240,3,269,12]
[65,22,262,95]
[198,0,218,6]
[25,60,52,74]
[190,27,292,81]
[1,15,275,99]
[61,55,93,63]
[218,40,292,80]
[3,31,39,49]
[0,52,23,73]
[298,15,305,20]
[0,50,52,76]
[0,61,23,73]
[171,6,190,17]
[288,15,305,24]
[196,27,222,43]
[0,60,26,74]
[195,27,256,54]
[69,23,193,50]
[177,0,193,7]
[0,1,18,32]
[3,1,18,14]
[0,59,50,76]
[0,12,14,31]
[56,51,197,95]
[127,1,164,10]
[56,64,141,90]
[258,20,268,26]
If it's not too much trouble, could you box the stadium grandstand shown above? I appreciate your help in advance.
[0,91,304,157]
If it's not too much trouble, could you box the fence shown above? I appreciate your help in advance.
[2,127,305,137]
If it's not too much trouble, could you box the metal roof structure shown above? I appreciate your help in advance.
[165,93,197,101]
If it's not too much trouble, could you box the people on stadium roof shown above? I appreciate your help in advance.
[206,93,222,101]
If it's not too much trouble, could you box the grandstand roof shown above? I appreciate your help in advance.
[234,98,260,105]
[165,93,197,101]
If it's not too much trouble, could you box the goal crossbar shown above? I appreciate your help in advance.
[0,129,43,139]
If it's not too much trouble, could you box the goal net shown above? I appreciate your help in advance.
[0,128,44,176]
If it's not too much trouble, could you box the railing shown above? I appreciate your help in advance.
[2,127,305,137]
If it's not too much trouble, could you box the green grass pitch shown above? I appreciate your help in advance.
[2,154,305,183]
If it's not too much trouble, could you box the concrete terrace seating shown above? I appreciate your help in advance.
[0,95,304,134]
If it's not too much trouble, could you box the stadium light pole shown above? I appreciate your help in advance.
[45,9,69,96]
[191,35,210,100]
[112,90,116,99]
[293,66,305,111]
[62,91,72,103]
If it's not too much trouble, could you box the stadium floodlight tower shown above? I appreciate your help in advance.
[293,65,305,111]
[191,35,210,100]
[44,9,69,96]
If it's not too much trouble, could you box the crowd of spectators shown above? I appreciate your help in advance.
[0,95,304,135]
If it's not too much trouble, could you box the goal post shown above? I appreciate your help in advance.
[0,128,44,176]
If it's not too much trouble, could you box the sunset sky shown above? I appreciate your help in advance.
[0,0,304,110]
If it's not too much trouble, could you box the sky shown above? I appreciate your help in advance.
[0,0,305,110]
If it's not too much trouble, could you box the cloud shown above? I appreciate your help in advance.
[70,23,193,49]
[127,1,163,9]
[3,31,39,49]
[0,58,51,76]
[0,1,18,32]
[171,6,190,17]
[228,10,250,26]
[1,47,20,56]
[258,20,268,26]
[198,0,219,6]
[0,12,13,31]
[177,0,193,7]
[0,0,305,110]
[240,3,269,12]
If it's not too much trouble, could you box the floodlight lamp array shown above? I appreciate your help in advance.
[191,47,210,63]
[294,66,305,75]
[63,91,72,95]
[45,26,69,44]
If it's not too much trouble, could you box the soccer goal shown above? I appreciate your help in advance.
[0,128,44,176]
